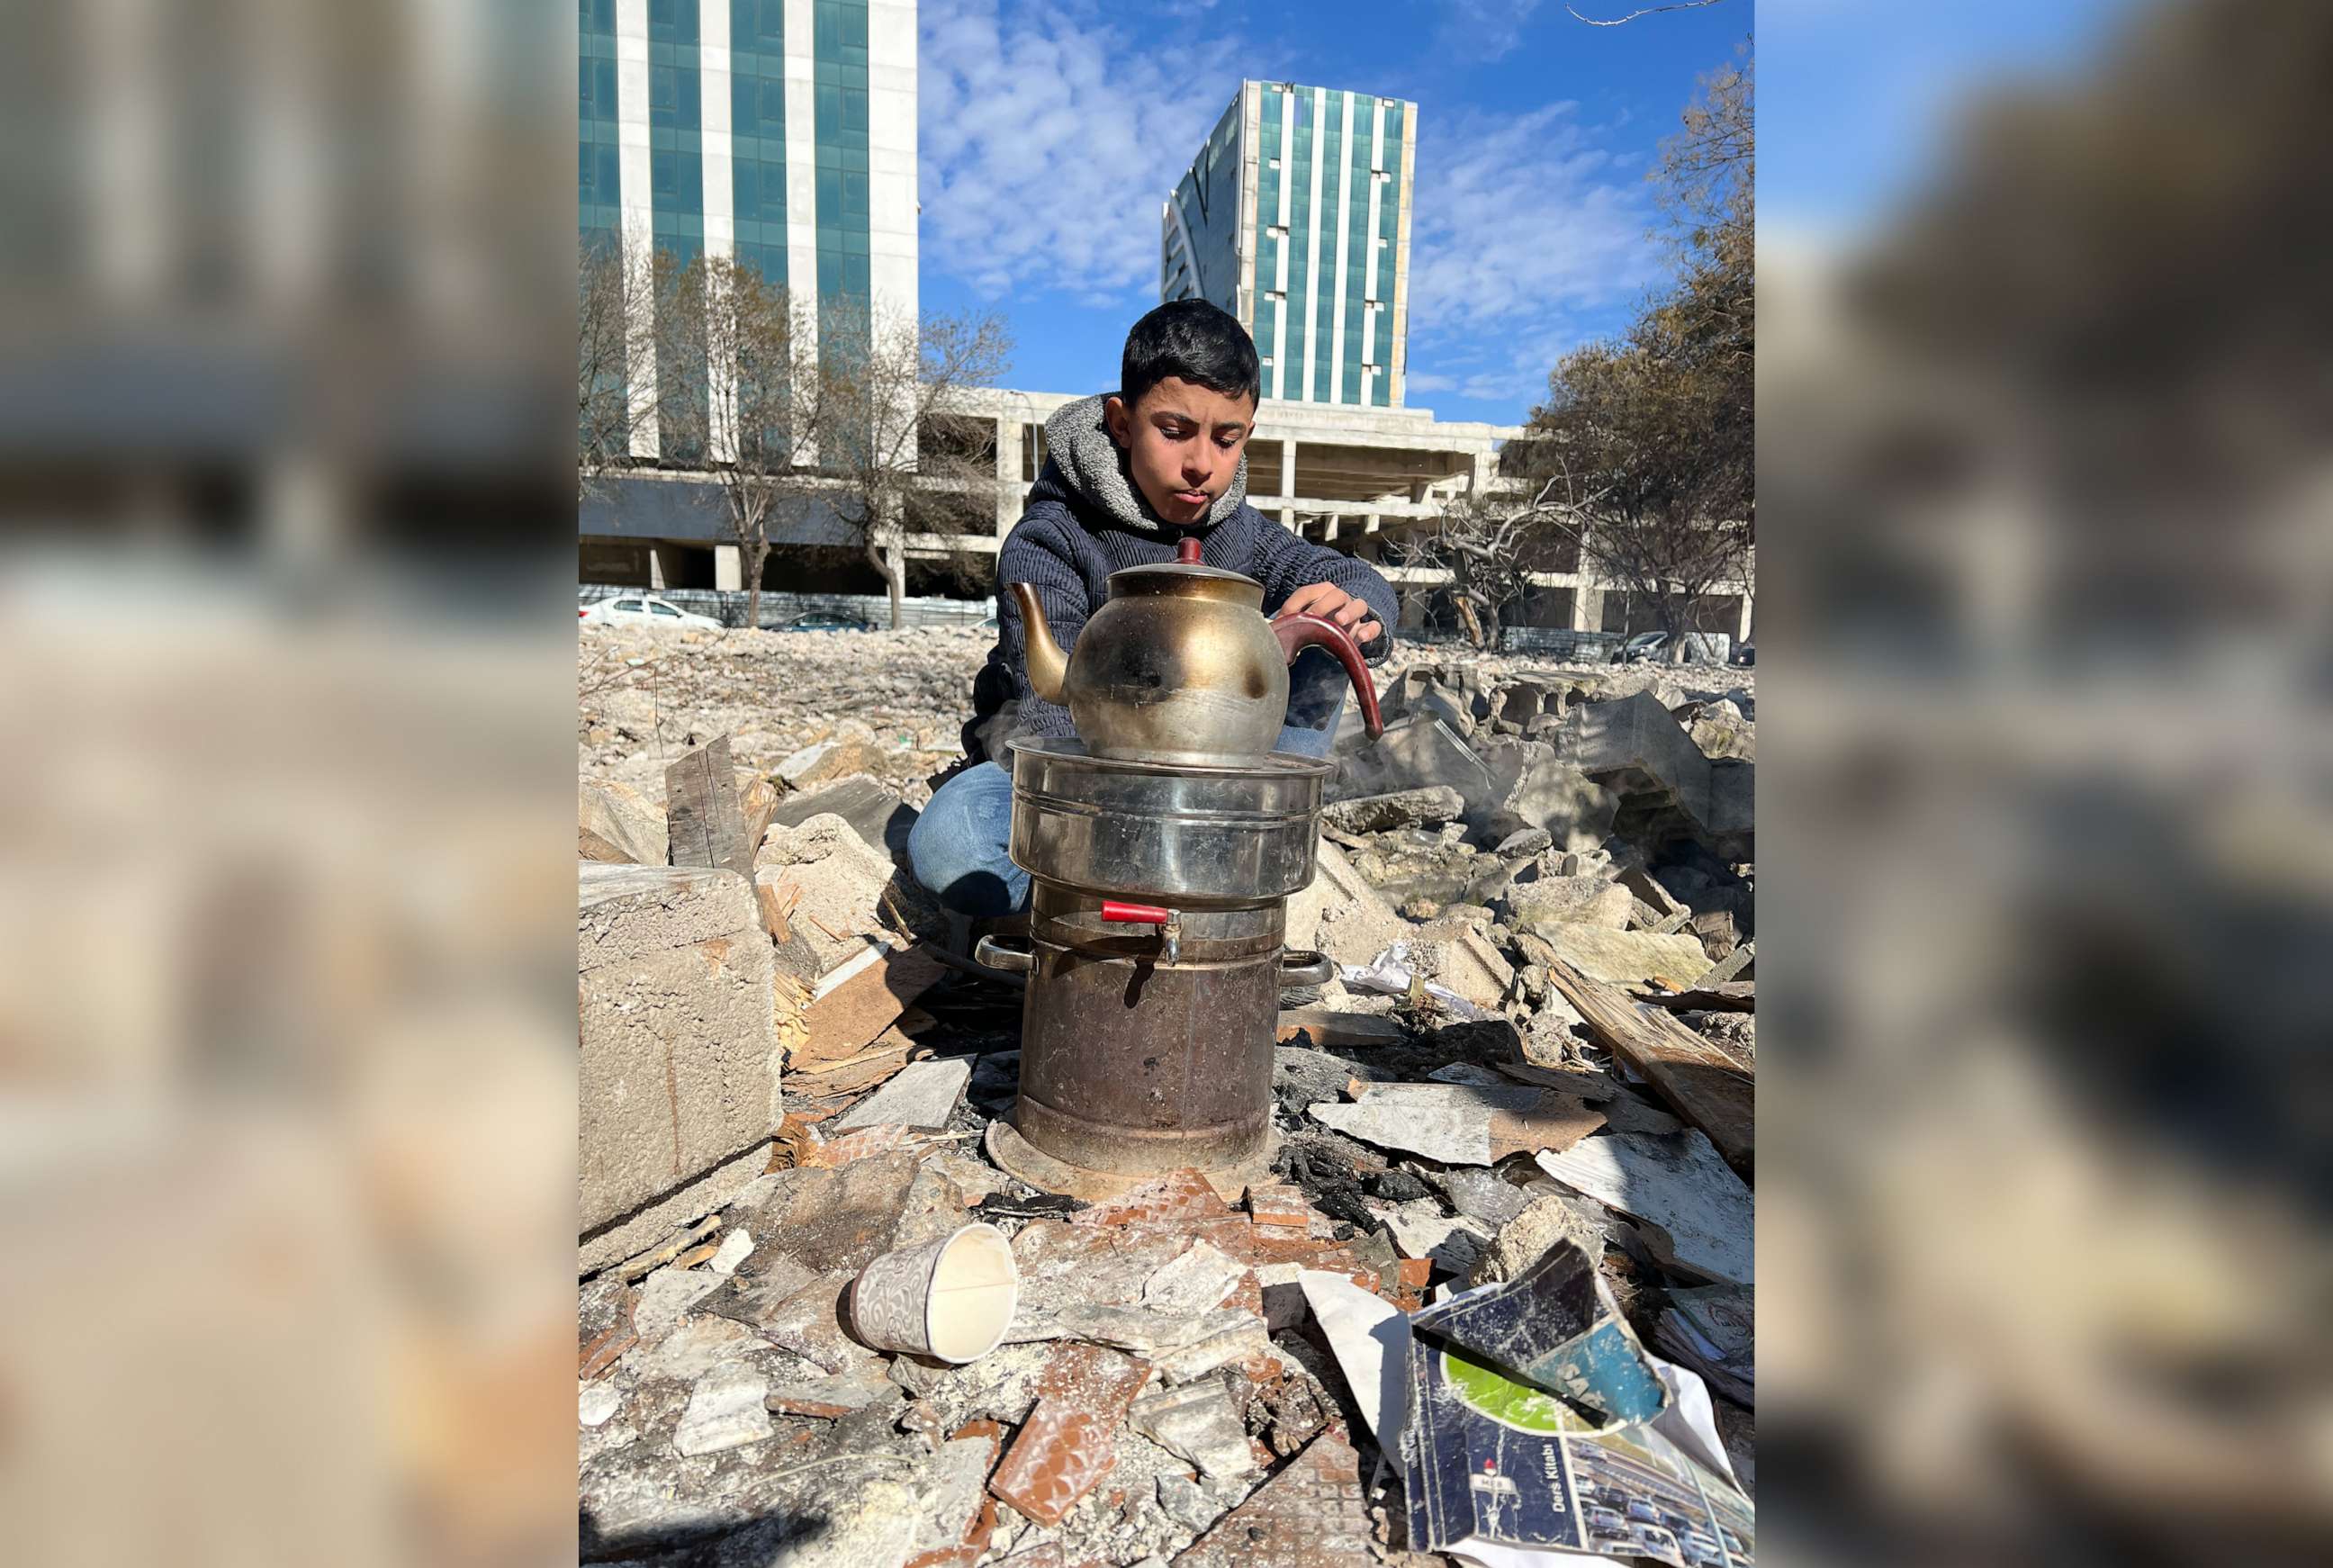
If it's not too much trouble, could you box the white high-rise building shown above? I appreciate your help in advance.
[1162,81,1418,410]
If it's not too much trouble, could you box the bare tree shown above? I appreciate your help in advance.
[577,238,663,496]
[656,256,827,633]
[1397,492,1570,648]
[816,298,1013,628]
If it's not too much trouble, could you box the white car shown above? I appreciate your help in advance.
[580,594,724,630]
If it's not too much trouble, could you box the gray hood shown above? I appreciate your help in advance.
[1040,392,1249,536]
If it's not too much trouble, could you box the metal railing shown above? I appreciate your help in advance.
[580,583,995,631]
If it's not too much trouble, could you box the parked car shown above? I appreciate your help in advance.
[579,594,724,630]
[1612,629,1732,665]
[1632,1524,1686,1565]
[1585,1505,1629,1536]
[1679,1529,1730,1567]
[784,611,876,633]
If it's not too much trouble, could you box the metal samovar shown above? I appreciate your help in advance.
[976,538,1383,1194]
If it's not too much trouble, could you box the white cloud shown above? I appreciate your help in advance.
[1402,101,1667,410]
[919,0,1243,300]
[1437,0,1546,63]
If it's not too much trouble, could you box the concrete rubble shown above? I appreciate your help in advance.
[578,632,1755,1565]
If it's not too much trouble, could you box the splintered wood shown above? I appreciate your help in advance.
[1543,957,1754,1179]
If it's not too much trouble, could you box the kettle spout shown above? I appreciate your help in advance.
[1007,581,1067,706]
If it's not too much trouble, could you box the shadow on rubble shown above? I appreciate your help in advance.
[581,1505,833,1565]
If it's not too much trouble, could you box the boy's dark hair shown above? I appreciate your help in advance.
[1121,299,1260,411]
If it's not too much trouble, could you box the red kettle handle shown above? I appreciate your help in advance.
[1271,613,1384,740]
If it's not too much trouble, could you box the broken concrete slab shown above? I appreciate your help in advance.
[767,772,919,868]
[775,718,880,790]
[578,863,781,1238]
[1467,1192,1608,1284]
[1404,919,1514,1011]
[1549,689,1752,857]
[579,778,668,866]
[1319,785,1466,835]
[1535,1131,1753,1285]
[1473,739,1621,852]
[754,812,911,977]
[1524,922,1713,988]
[1329,716,1490,809]
[1506,874,1635,932]
[833,1056,971,1132]
[1290,839,1410,970]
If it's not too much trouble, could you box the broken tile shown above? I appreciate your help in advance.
[1127,1380,1257,1482]
[834,1057,974,1132]
[1139,1240,1249,1316]
[1536,1131,1752,1285]
[1071,1168,1234,1229]
[1243,1183,1311,1230]
[1033,1341,1152,1414]
[672,1360,773,1457]
[987,1400,1118,1527]
[1170,1428,1372,1567]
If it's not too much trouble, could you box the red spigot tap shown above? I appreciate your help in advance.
[1101,900,1182,966]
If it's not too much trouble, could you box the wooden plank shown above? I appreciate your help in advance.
[1275,1008,1408,1049]
[1695,941,1754,988]
[800,944,944,1065]
[1541,957,1753,1181]
[1636,981,1754,1014]
[664,735,753,877]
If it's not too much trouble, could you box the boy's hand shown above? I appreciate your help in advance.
[1275,581,1383,645]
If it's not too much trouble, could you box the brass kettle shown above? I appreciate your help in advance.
[1009,536,1385,765]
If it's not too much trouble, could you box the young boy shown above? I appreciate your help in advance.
[908,299,1400,916]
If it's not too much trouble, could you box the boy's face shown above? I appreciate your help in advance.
[1103,378,1257,528]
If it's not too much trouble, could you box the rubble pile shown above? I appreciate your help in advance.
[576,635,1756,1567]
[580,623,999,807]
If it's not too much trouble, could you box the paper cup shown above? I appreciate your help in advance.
[848,1222,1018,1363]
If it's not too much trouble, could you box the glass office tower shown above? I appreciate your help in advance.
[1162,82,1417,409]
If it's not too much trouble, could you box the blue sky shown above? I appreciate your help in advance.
[1759,0,2133,230]
[915,0,1748,428]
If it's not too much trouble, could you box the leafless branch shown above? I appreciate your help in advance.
[1566,0,1725,25]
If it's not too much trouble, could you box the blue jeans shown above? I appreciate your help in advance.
[909,649,1351,916]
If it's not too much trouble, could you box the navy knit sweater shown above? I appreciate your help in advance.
[961,393,1401,763]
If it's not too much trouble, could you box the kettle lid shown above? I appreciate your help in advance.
[1106,532,1264,603]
